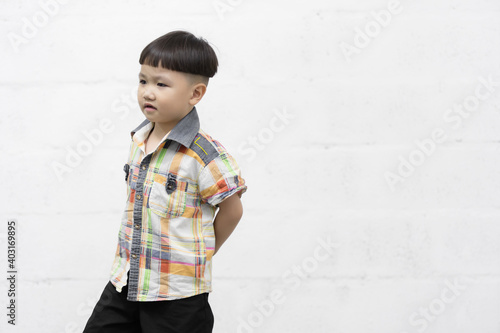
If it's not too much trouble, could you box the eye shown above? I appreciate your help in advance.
[157,83,168,87]
[139,79,146,84]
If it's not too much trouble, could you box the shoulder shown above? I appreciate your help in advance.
[187,129,230,167]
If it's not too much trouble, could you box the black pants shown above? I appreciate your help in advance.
[82,275,214,333]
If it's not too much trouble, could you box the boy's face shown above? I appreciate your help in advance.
[137,64,202,126]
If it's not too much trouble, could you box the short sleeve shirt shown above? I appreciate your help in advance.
[109,107,248,301]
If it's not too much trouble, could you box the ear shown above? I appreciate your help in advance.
[189,83,207,106]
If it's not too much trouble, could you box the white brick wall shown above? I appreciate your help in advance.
[1,0,499,332]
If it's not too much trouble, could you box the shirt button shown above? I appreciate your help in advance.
[136,194,142,200]
[132,254,137,259]
[134,224,140,229]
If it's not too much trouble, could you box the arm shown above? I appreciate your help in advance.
[213,192,244,256]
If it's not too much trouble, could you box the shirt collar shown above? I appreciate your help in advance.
[130,107,200,148]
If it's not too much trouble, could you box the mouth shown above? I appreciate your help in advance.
[144,103,157,111]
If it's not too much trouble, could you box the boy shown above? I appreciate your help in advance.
[83,30,247,333]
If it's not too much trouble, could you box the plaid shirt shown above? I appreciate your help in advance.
[109,107,247,301]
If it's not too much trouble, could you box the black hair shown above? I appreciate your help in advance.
[139,30,218,80]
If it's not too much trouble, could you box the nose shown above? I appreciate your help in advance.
[141,86,155,101]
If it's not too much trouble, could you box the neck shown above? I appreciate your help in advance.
[151,121,174,139]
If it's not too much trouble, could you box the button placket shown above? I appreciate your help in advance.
[127,154,151,301]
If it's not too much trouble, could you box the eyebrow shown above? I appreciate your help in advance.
[138,72,169,80]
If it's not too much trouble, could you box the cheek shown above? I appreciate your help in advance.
[157,92,173,105]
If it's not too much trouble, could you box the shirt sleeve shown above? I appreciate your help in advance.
[198,151,248,207]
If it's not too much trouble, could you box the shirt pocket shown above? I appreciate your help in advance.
[148,173,197,218]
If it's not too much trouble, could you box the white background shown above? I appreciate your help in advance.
[1,0,500,332]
